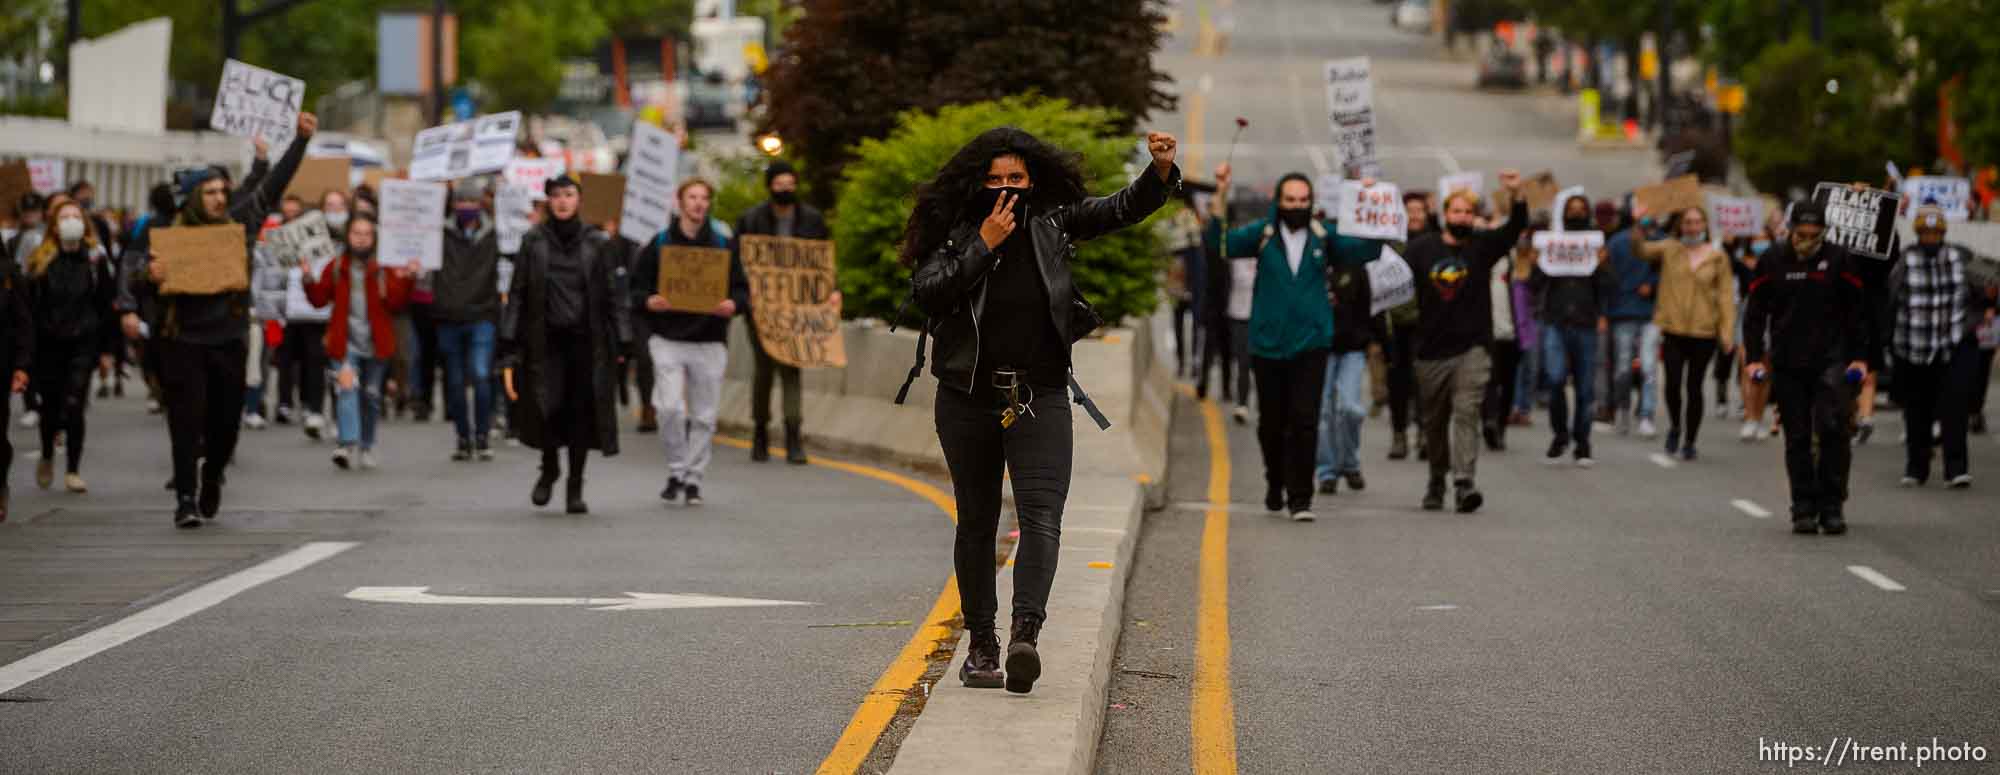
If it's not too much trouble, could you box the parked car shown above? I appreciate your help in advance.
[1476,48,1529,90]
[1390,0,1432,31]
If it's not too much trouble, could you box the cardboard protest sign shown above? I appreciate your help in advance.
[619,121,680,244]
[580,173,626,226]
[1335,180,1406,241]
[26,159,64,195]
[1634,175,1702,219]
[1437,171,1483,200]
[1365,245,1415,316]
[0,161,31,219]
[1707,193,1764,238]
[656,246,732,314]
[408,111,522,181]
[210,59,304,149]
[1532,230,1605,277]
[1323,57,1379,177]
[284,157,351,204]
[361,167,397,194]
[1900,176,1971,221]
[1522,172,1561,212]
[1811,182,1901,260]
[739,235,846,368]
[264,210,339,268]
[1549,185,1588,233]
[494,183,537,254]
[377,179,447,270]
[152,224,249,295]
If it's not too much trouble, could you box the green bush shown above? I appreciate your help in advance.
[1737,37,1909,197]
[708,152,776,230]
[832,94,1169,326]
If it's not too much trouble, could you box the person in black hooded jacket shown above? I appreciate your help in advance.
[734,160,831,464]
[907,126,1179,695]
[0,252,30,522]
[23,198,119,495]
[119,112,316,528]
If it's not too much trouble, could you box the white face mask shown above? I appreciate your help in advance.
[324,210,350,230]
[57,217,86,243]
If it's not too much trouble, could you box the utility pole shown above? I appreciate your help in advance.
[59,0,79,86]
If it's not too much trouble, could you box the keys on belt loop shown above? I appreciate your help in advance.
[994,369,1034,429]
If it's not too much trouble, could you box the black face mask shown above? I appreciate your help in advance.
[770,190,798,206]
[972,186,1031,221]
[1563,216,1592,231]
[1446,222,1475,240]
[1277,207,1312,231]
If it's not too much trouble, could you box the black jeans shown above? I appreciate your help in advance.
[1483,340,1520,432]
[1972,347,1996,418]
[158,338,248,499]
[34,336,95,474]
[749,321,802,426]
[276,321,327,415]
[936,379,1072,633]
[1661,333,1717,446]
[1895,338,1980,482]
[1252,349,1329,512]
[1196,317,1235,401]
[1772,364,1853,518]
[1386,321,1420,433]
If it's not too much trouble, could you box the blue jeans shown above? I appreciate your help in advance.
[434,320,497,442]
[1541,325,1599,444]
[1609,320,1659,419]
[333,354,388,449]
[1513,340,1539,416]
[1315,350,1369,481]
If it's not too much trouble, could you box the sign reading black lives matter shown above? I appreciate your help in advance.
[210,59,304,150]
[1323,57,1379,178]
[1810,183,1902,260]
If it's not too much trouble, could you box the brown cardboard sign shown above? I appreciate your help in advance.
[1634,174,1703,219]
[738,235,845,369]
[152,224,250,295]
[0,161,31,221]
[580,172,626,227]
[658,245,732,314]
[284,156,352,205]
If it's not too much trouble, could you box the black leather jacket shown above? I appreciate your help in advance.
[911,164,1179,394]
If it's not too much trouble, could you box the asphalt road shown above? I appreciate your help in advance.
[0,379,952,774]
[1100,1,2000,771]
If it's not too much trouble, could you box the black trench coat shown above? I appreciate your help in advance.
[499,223,632,454]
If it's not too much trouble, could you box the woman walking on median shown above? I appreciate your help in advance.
[906,127,1180,694]
[304,214,414,471]
[24,197,118,493]
[499,175,630,515]
[1630,204,1737,461]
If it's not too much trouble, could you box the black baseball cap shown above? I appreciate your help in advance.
[1789,202,1826,228]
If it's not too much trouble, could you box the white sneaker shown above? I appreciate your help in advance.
[242,412,268,430]
[303,412,326,441]
[1636,418,1657,438]
[1290,510,1316,522]
[1740,421,1760,442]
[18,410,37,429]
[360,450,379,470]
[1899,476,1920,487]
[145,399,162,414]
[1948,474,1972,489]
[331,445,352,469]
[1232,406,1250,425]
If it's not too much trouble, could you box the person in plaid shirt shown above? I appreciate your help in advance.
[1889,206,1998,489]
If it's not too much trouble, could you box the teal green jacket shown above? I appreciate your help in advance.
[1207,216,1386,360]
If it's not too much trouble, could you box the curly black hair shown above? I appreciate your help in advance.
[898,126,1089,267]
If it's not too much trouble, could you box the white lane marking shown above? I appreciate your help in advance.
[1416,604,1459,611]
[1846,566,1907,592]
[344,587,815,611]
[1731,499,1772,519]
[0,541,359,695]
[1649,453,1679,469]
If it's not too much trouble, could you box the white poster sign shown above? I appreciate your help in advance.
[1707,194,1764,238]
[378,179,447,270]
[26,159,64,194]
[1532,231,1605,277]
[1336,180,1406,241]
[502,158,564,192]
[1226,258,1256,321]
[618,121,681,243]
[283,260,335,323]
[1365,245,1415,316]
[264,210,339,268]
[1900,176,1972,221]
[1313,172,1342,219]
[1323,57,1378,178]
[210,58,305,150]
[494,183,537,254]
[1437,171,1484,201]
[409,111,524,181]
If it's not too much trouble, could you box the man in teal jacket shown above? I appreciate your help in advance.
[1206,164,1350,522]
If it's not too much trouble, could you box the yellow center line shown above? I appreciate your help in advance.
[712,435,960,775]
[1191,398,1237,773]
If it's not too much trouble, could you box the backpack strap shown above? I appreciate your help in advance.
[894,321,929,405]
[1069,372,1112,431]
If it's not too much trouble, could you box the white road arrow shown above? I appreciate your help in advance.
[345,587,814,611]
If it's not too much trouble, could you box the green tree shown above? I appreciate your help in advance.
[757,0,1175,209]
[1893,0,2000,171]
[833,95,1168,325]
[1735,37,1907,196]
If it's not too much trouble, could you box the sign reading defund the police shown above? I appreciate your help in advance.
[1365,245,1415,317]
[1323,57,1378,178]
[739,235,845,369]
[1533,230,1605,278]
[210,59,304,150]
[1811,183,1902,260]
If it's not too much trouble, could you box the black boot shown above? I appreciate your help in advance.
[1453,478,1484,514]
[565,476,588,514]
[1004,614,1043,694]
[174,495,202,528]
[1421,477,1446,511]
[751,424,771,462]
[531,453,559,507]
[198,461,224,519]
[1388,430,1410,460]
[784,420,807,465]
[960,629,1004,689]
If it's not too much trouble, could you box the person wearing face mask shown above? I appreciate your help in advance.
[1734,218,1781,440]
[68,180,127,401]
[1207,164,1343,521]
[1887,206,1994,488]
[500,175,631,515]
[633,178,748,506]
[22,200,118,494]
[7,193,48,270]
[272,190,345,438]
[1528,196,1619,466]
[1379,192,1434,459]
[119,183,178,416]
[1742,203,1872,535]
[434,183,502,462]
[1630,204,1737,462]
[906,126,1178,694]
[734,160,832,464]
[1402,171,1528,512]
[120,111,317,528]
[1604,199,1660,438]
[304,214,415,470]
